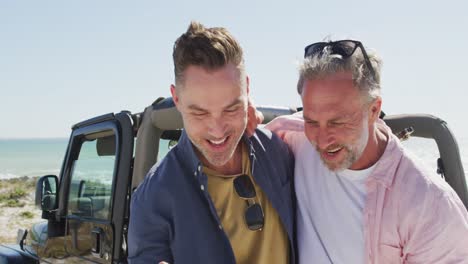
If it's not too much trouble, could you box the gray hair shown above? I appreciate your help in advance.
[297,43,382,104]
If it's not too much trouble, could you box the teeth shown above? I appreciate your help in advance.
[327,147,342,154]
[209,137,227,145]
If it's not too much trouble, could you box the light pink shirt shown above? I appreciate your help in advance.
[267,113,468,263]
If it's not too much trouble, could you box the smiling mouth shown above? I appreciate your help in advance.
[207,136,228,147]
[323,146,344,157]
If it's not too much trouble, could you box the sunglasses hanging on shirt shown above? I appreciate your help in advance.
[233,174,264,231]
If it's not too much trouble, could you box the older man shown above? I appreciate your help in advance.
[128,22,295,264]
[267,40,468,263]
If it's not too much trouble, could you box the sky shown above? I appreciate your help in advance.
[1,0,467,139]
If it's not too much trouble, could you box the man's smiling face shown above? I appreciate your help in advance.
[301,71,371,171]
[171,63,248,172]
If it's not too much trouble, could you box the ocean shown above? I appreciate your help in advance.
[0,138,171,180]
[1,137,467,183]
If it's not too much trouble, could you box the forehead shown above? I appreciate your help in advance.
[301,72,363,118]
[178,64,246,107]
[183,63,242,85]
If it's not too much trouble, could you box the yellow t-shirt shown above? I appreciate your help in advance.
[204,143,289,264]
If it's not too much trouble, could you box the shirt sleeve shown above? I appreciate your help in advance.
[403,187,468,263]
[127,173,174,264]
[265,112,306,155]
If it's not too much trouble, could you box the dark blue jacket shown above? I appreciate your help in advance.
[128,128,295,264]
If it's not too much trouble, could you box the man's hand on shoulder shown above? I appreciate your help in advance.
[246,98,264,137]
[264,112,304,140]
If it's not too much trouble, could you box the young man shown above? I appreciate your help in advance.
[128,22,295,264]
[267,40,468,263]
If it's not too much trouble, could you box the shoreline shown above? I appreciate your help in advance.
[0,174,54,181]
[0,174,39,181]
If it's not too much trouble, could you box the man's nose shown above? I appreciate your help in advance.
[315,128,335,150]
[208,116,227,138]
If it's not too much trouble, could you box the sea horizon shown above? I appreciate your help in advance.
[0,137,69,140]
[1,137,468,182]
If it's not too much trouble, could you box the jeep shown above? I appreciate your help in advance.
[0,97,466,263]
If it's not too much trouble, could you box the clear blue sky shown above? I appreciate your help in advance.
[1,0,467,139]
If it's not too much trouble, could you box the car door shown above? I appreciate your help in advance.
[42,112,134,263]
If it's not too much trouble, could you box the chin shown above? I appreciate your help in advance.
[322,155,355,172]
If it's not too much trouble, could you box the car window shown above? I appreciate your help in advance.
[67,133,115,220]
[158,139,173,161]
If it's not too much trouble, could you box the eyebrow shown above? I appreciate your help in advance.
[187,98,243,112]
[335,112,358,121]
[303,112,355,123]
[302,115,314,122]
[187,104,207,112]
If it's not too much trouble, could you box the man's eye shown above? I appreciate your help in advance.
[225,107,239,113]
[306,121,319,127]
[330,122,344,127]
[191,112,207,117]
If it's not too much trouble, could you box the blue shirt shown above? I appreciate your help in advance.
[128,128,296,264]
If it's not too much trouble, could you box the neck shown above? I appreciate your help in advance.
[350,123,388,170]
[199,144,243,175]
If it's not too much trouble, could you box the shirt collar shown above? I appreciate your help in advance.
[367,119,404,188]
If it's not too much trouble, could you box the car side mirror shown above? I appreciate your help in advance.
[35,175,58,211]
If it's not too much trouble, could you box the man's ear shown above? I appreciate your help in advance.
[369,97,382,124]
[246,76,250,95]
[170,84,179,108]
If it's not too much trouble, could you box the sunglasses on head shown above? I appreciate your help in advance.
[233,174,264,231]
[303,40,376,81]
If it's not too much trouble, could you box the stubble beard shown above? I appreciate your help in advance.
[318,144,361,172]
[192,130,244,168]
[318,125,369,172]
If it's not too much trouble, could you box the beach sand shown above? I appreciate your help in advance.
[0,177,44,245]
[0,177,111,263]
